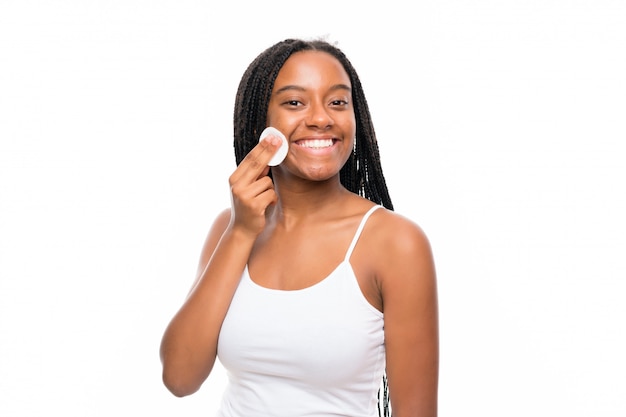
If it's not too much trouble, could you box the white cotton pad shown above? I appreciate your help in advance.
[259,127,288,166]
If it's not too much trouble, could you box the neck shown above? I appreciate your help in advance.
[269,174,352,226]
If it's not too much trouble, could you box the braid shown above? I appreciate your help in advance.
[378,373,391,417]
[325,43,393,211]
[234,40,298,167]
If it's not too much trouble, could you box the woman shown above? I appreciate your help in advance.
[160,38,439,417]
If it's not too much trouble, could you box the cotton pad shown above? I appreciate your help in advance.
[259,127,288,166]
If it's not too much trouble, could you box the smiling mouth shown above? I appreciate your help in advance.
[297,139,334,148]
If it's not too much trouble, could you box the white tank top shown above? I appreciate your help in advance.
[216,205,385,417]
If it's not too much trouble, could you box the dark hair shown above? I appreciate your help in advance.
[233,38,394,211]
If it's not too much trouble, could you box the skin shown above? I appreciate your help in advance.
[159,51,439,416]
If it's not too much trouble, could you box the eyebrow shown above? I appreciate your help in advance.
[273,83,352,95]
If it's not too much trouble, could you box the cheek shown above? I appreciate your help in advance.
[266,103,287,128]
[343,111,356,134]
[266,108,277,127]
[342,116,357,142]
[266,111,296,132]
[344,139,355,162]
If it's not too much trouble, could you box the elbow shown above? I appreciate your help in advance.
[159,340,215,397]
[162,368,201,398]
[160,354,206,398]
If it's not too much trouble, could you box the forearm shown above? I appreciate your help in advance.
[159,226,255,396]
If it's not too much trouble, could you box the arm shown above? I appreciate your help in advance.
[379,215,439,417]
[159,136,282,397]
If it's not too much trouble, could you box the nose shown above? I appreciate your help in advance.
[305,100,333,129]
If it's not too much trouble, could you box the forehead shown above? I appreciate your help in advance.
[273,50,351,90]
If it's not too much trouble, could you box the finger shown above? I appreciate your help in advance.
[236,186,277,213]
[231,185,277,225]
[253,134,283,166]
[256,188,278,210]
[231,176,274,202]
[229,137,280,186]
[257,165,270,181]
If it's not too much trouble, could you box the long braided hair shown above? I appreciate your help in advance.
[232,38,393,415]
[233,38,393,211]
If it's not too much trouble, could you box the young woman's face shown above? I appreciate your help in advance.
[267,50,356,182]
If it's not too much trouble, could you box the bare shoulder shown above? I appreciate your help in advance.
[363,208,436,293]
[367,208,433,258]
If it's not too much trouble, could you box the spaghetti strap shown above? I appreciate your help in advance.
[344,205,383,263]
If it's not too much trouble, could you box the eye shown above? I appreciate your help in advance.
[283,99,303,107]
[330,99,349,107]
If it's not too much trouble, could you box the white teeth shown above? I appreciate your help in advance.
[300,139,333,148]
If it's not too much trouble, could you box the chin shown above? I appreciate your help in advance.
[303,168,340,182]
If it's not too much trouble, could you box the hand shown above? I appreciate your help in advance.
[227,135,282,237]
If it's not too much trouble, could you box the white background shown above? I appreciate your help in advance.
[1,1,625,416]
